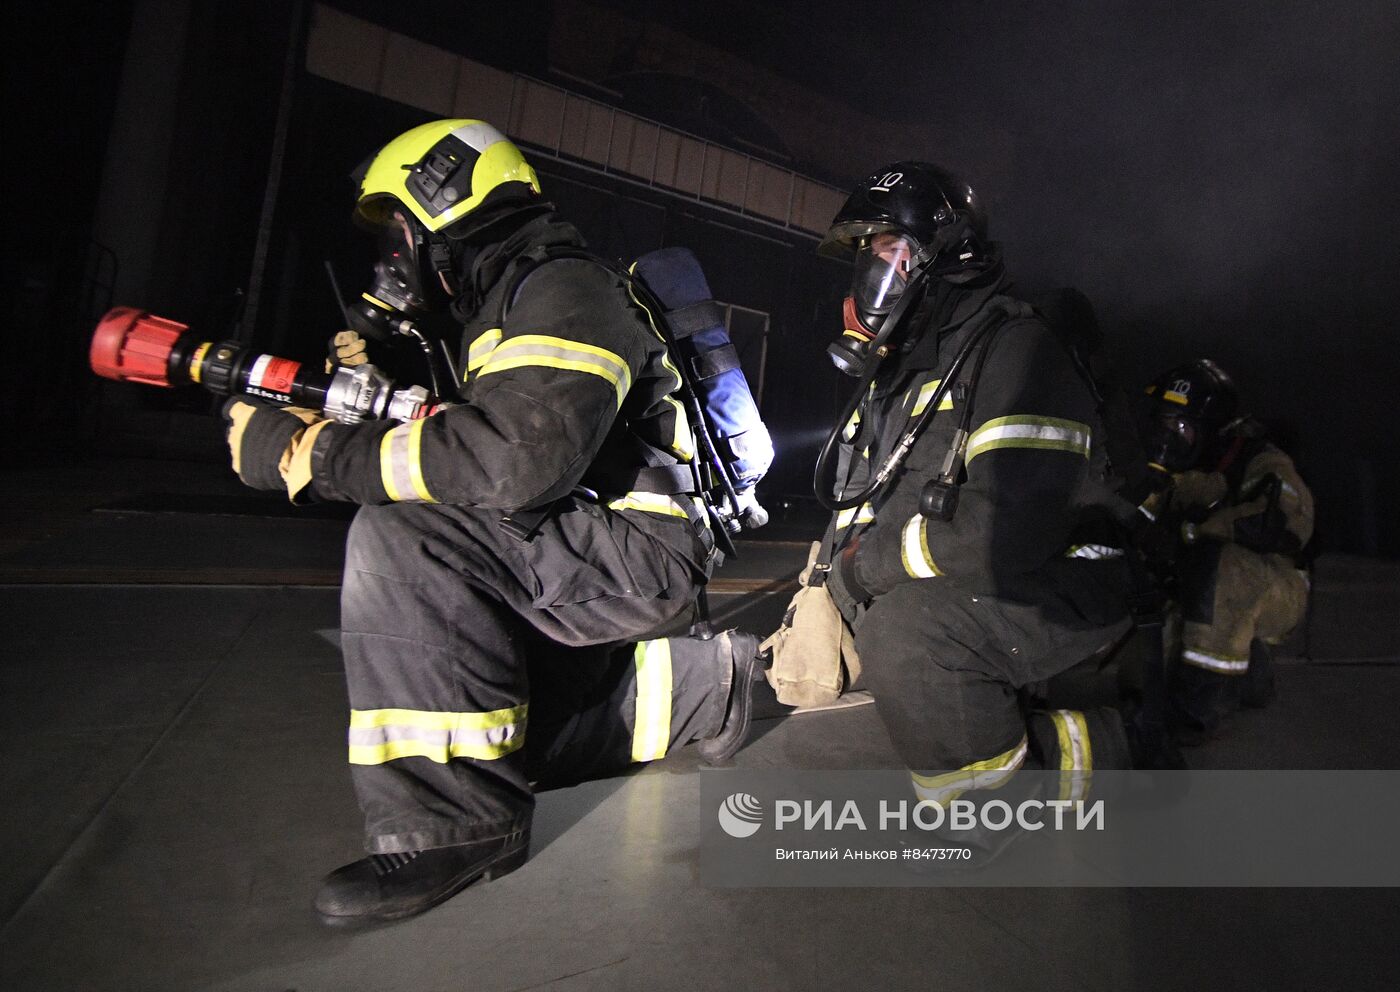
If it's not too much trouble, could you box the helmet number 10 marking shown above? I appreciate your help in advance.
[871,172,904,191]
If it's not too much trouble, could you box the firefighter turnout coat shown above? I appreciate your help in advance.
[829,275,1134,794]
[303,214,726,853]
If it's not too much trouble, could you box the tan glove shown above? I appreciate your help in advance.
[760,542,861,707]
[1171,470,1228,511]
[224,399,331,501]
[324,329,371,373]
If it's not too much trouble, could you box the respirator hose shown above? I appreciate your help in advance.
[811,270,929,511]
[813,316,992,513]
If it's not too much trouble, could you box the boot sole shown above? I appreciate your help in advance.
[316,834,530,930]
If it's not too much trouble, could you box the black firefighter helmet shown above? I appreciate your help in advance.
[819,162,997,375]
[1142,358,1240,474]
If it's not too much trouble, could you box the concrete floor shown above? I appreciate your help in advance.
[2,457,1399,991]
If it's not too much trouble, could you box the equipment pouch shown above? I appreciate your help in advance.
[760,542,861,707]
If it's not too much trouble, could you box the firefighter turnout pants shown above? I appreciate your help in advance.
[852,559,1135,803]
[339,496,727,854]
[1172,541,1309,733]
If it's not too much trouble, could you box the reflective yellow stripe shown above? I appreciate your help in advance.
[659,354,694,458]
[347,704,527,764]
[479,334,632,407]
[465,327,503,377]
[836,503,875,529]
[1163,390,1189,405]
[841,385,875,441]
[663,395,694,458]
[966,415,1091,464]
[900,516,942,578]
[350,707,526,731]
[378,419,437,503]
[1051,709,1093,802]
[631,639,673,762]
[911,735,1028,806]
[1051,708,1092,771]
[627,263,669,346]
[607,491,691,518]
[1070,711,1092,772]
[910,377,955,416]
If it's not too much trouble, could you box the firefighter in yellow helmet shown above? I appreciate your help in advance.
[221,120,761,925]
[1141,359,1314,744]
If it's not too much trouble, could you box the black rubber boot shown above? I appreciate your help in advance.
[697,630,763,765]
[314,828,529,928]
[1168,661,1241,746]
[1240,640,1278,709]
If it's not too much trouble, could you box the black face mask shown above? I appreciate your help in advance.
[347,217,455,342]
[1143,410,1203,474]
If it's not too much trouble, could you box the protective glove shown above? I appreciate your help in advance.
[1190,476,1291,551]
[222,397,332,499]
[1170,470,1228,517]
[324,329,371,373]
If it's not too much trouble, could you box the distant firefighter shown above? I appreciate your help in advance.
[1140,359,1313,743]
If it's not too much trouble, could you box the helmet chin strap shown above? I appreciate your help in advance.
[426,231,458,296]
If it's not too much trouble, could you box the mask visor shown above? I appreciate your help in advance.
[851,233,919,320]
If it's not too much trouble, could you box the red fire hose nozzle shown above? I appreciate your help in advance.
[89,307,189,387]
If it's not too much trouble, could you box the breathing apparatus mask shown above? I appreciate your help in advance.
[1142,409,1203,478]
[828,231,928,376]
[345,211,456,344]
[1140,358,1241,485]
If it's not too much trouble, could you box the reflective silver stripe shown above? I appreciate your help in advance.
[347,705,527,764]
[1057,710,1090,769]
[632,639,673,762]
[465,327,503,375]
[910,377,954,416]
[1051,709,1092,801]
[1182,648,1249,674]
[379,419,436,503]
[450,120,510,152]
[1067,544,1125,560]
[478,335,632,407]
[965,415,1092,464]
[911,736,1029,806]
[900,516,941,578]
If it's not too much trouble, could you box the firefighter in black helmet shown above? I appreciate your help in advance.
[1141,359,1314,743]
[221,119,762,926]
[812,161,1140,826]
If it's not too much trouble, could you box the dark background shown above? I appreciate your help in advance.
[9,0,1398,553]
